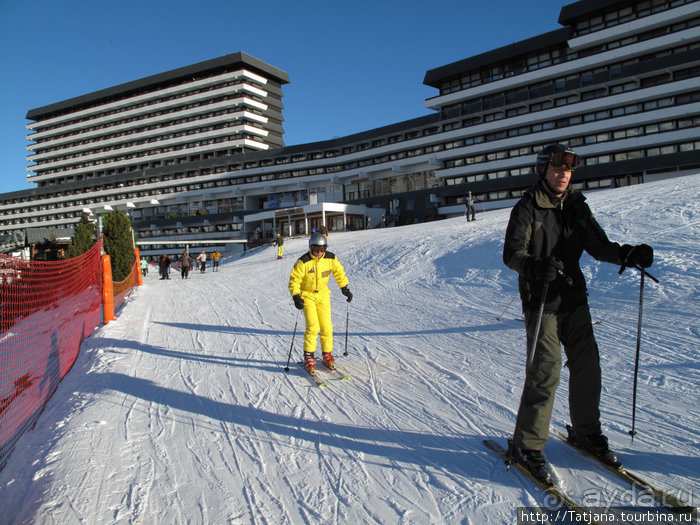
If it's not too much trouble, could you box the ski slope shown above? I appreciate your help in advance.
[1,175,698,524]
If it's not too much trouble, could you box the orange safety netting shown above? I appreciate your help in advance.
[113,256,140,309]
[0,239,103,471]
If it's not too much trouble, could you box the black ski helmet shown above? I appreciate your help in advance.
[308,232,327,251]
[534,144,581,177]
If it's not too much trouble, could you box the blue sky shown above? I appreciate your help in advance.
[0,0,570,195]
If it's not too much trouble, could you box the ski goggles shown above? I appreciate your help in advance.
[549,150,581,170]
[310,245,326,253]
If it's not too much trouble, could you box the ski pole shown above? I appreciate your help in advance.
[507,282,549,470]
[284,310,301,371]
[343,301,350,356]
[527,282,549,372]
[496,294,518,321]
[619,262,658,284]
[629,267,645,442]
[620,262,657,441]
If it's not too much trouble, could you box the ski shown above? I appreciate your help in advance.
[321,363,352,382]
[516,318,601,325]
[483,439,600,524]
[297,362,329,388]
[554,427,693,514]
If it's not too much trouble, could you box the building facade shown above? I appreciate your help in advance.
[1,0,698,259]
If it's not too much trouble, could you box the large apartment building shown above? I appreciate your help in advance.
[1,0,698,259]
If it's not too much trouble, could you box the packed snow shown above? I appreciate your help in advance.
[1,175,698,524]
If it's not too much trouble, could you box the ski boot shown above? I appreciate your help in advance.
[303,352,316,375]
[321,352,336,370]
[566,425,621,468]
[508,441,553,486]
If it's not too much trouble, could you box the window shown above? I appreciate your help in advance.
[610,82,636,95]
[641,73,670,88]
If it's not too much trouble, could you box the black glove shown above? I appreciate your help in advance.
[531,256,564,283]
[293,294,304,310]
[620,244,653,268]
[340,287,353,303]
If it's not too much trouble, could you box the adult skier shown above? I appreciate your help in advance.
[503,143,653,484]
[465,191,477,222]
[181,251,190,279]
[197,250,207,273]
[274,233,284,259]
[288,232,353,374]
[158,254,171,280]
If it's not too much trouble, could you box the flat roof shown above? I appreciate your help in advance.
[423,28,572,88]
[423,0,637,88]
[26,51,290,121]
[559,0,629,26]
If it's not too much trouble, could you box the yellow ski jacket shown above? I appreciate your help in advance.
[289,251,349,298]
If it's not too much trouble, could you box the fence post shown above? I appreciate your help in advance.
[134,247,143,286]
[102,254,115,324]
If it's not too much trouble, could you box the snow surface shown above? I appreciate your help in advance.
[1,175,698,524]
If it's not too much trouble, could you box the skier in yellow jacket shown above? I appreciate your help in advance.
[289,232,353,374]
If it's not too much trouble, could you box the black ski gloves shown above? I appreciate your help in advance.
[620,244,654,268]
[293,294,304,310]
[530,256,564,282]
[340,286,353,302]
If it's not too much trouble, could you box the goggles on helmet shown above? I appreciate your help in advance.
[549,151,581,170]
[310,244,326,253]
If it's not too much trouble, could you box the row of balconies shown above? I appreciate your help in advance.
[27,68,272,135]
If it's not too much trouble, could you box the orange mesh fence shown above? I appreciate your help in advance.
[112,256,140,309]
[0,238,103,471]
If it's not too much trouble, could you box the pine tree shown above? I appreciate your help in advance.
[102,209,134,281]
[65,213,97,258]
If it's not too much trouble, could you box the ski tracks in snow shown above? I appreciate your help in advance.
[2,177,698,524]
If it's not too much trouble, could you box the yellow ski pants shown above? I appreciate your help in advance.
[302,291,333,353]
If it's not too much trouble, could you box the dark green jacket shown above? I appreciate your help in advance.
[503,181,623,313]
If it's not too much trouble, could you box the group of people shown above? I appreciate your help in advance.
[151,249,223,280]
[140,144,654,486]
[286,143,653,485]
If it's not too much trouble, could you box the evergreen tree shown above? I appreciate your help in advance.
[65,213,97,258]
[103,209,135,281]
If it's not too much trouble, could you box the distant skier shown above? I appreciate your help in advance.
[465,191,477,222]
[140,257,148,277]
[274,234,284,259]
[181,251,190,279]
[212,250,222,271]
[197,250,207,273]
[503,143,654,484]
[288,233,353,374]
[158,254,171,280]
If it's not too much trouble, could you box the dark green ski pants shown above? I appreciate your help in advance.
[513,303,602,450]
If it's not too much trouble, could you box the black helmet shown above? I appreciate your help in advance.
[308,232,327,251]
[535,144,581,177]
